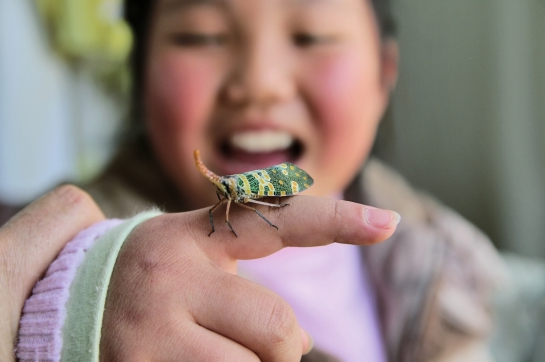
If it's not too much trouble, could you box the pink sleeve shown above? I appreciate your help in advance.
[16,219,123,362]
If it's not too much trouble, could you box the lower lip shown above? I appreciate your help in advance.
[216,149,295,175]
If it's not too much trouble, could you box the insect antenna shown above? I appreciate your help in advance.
[194,150,223,189]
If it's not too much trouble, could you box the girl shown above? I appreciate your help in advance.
[16,0,504,361]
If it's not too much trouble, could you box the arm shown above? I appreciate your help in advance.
[16,195,399,361]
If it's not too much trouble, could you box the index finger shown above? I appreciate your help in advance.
[192,195,400,261]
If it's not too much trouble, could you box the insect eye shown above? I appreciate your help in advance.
[222,180,231,192]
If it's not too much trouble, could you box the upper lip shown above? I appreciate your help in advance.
[218,116,290,132]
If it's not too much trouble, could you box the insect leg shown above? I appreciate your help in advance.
[208,198,227,236]
[246,199,290,208]
[237,202,279,230]
[225,199,238,237]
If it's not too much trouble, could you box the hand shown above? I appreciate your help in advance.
[0,185,105,362]
[101,196,398,362]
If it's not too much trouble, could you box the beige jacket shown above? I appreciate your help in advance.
[86,143,505,362]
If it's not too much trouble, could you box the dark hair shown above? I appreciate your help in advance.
[123,0,396,140]
[370,0,397,39]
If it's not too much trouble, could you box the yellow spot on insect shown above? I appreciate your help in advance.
[194,149,315,238]
[253,172,275,194]
[291,181,299,193]
[240,175,252,194]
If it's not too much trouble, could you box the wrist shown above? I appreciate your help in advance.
[17,210,162,362]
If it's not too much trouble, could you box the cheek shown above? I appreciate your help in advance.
[305,53,384,185]
[143,53,222,207]
[145,54,217,140]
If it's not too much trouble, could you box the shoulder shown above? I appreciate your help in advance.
[359,158,504,288]
[352,157,505,361]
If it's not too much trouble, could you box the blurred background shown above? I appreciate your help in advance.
[376,0,545,258]
[0,0,544,259]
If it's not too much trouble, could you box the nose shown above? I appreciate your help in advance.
[224,36,295,107]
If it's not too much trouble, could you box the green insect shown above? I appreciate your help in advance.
[194,149,314,237]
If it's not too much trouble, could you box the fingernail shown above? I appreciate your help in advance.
[301,329,314,355]
[364,208,401,229]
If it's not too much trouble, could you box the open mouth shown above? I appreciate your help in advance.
[217,130,304,174]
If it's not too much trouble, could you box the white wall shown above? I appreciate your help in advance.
[0,0,75,204]
[379,0,545,256]
[0,0,122,205]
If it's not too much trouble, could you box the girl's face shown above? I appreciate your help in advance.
[145,0,398,209]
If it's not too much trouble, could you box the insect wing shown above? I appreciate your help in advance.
[269,162,314,195]
[236,163,314,197]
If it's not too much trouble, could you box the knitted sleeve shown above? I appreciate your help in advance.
[17,210,162,362]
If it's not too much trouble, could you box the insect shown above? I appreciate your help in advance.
[194,149,314,237]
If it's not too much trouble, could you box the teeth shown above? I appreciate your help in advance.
[230,130,293,153]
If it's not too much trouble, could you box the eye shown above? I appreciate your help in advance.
[293,33,326,47]
[170,33,228,47]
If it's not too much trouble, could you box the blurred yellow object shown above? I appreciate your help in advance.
[36,0,133,94]
[36,0,132,62]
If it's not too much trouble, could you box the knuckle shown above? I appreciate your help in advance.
[333,199,343,224]
[262,296,298,346]
[50,184,104,223]
[332,200,343,243]
[51,184,91,208]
